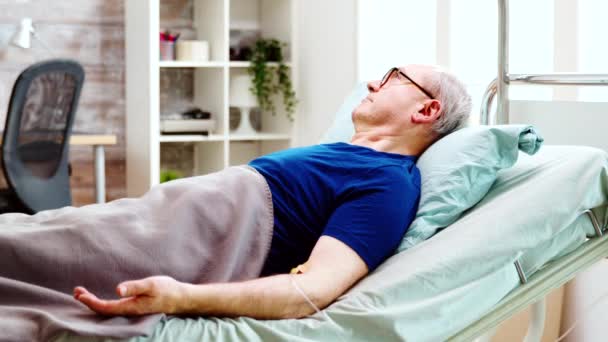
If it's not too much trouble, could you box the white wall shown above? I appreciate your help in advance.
[293,0,357,147]
[357,0,437,82]
[561,260,608,342]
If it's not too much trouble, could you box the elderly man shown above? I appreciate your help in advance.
[71,64,471,320]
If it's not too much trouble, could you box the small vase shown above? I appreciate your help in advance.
[232,107,256,135]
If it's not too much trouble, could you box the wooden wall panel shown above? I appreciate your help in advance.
[0,24,125,67]
[160,68,194,116]
[160,0,194,28]
[160,143,195,178]
[0,1,124,24]
[70,159,126,204]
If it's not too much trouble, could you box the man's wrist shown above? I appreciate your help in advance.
[176,282,196,314]
[175,282,215,315]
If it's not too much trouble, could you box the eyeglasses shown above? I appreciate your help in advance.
[379,67,434,99]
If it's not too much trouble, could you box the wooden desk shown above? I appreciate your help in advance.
[0,133,117,204]
[70,134,117,203]
[70,134,117,146]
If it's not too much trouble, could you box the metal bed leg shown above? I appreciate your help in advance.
[584,209,603,237]
[523,299,546,342]
[473,327,497,342]
[514,260,527,284]
[508,209,603,342]
[513,259,546,342]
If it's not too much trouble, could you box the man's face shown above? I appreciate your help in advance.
[352,65,437,131]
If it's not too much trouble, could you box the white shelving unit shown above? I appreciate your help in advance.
[158,61,226,68]
[125,0,298,197]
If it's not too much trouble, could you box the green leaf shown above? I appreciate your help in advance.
[247,38,298,121]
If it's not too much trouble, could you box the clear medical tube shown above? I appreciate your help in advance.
[289,274,343,332]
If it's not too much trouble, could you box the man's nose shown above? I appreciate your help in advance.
[367,80,381,92]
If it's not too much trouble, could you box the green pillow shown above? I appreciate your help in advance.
[320,84,544,252]
[397,125,543,251]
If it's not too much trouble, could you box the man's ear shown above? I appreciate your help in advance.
[411,100,441,124]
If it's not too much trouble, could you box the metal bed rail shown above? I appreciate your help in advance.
[449,224,608,342]
[480,0,608,126]
[462,1,608,341]
[481,74,608,125]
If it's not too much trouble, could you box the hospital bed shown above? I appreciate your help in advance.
[55,1,608,341]
[451,0,608,340]
[450,0,608,342]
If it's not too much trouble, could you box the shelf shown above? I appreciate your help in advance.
[159,133,290,142]
[126,0,296,196]
[230,20,260,31]
[229,61,291,68]
[158,61,291,68]
[228,133,290,141]
[159,134,225,142]
[159,61,225,68]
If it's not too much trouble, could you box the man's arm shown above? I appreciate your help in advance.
[74,236,368,319]
[182,235,368,319]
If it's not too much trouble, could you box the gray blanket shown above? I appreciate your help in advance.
[0,165,274,342]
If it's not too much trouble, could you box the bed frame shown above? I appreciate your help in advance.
[448,1,608,341]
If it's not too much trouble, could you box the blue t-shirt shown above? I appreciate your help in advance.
[249,142,420,276]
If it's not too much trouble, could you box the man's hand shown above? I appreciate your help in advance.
[73,237,368,319]
[73,276,186,316]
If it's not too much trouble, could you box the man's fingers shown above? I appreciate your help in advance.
[73,285,155,316]
[75,291,114,314]
[73,277,171,316]
[73,286,90,299]
[76,292,140,316]
[117,278,153,297]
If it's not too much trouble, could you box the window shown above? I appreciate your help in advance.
[357,0,605,124]
[578,0,608,102]
[357,0,437,82]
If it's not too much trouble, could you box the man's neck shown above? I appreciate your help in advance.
[349,132,426,156]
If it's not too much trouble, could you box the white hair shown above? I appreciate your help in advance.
[429,69,472,138]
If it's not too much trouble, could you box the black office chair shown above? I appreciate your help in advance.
[0,59,85,214]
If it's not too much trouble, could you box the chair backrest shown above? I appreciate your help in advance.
[2,59,84,213]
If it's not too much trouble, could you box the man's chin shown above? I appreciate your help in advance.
[352,104,370,120]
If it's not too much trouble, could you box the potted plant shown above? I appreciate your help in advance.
[160,169,183,183]
[247,38,297,121]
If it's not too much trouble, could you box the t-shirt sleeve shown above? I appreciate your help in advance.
[321,166,420,272]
